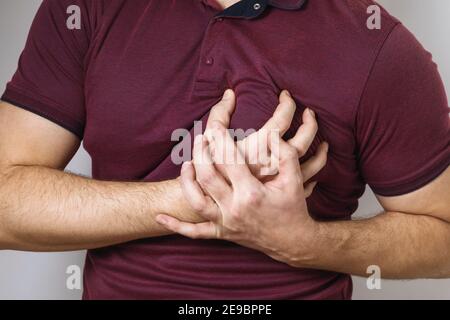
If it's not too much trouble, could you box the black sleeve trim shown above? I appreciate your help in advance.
[1,87,84,140]
[371,152,450,197]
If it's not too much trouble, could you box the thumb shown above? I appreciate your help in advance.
[222,88,235,103]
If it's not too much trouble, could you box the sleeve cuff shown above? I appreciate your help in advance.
[370,151,450,196]
[1,85,84,139]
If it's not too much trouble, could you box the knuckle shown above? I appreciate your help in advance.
[282,174,301,191]
[197,170,216,187]
[211,120,224,131]
[279,175,295,186]
[295,145,306,156]
[284,145,299,160]
[277,175,290,188]
[229,207,241,220]
[241,187,264,207]
[191,198,207,212]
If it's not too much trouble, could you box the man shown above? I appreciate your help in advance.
[0,0,449,300]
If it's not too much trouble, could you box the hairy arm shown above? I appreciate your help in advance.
[0,102,199,251]
[154,93,450,280]
[302,167,450,278]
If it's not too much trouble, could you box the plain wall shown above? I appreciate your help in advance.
[0,0,449,300]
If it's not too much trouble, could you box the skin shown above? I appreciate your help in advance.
[211,0,240,10]
[1,0,448,282]
[157,89,450,279]
[0,90,325,251]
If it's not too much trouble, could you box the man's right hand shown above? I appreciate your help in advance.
[0,88,326,252]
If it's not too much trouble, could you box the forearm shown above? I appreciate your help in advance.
[301,212,450,279]
[0,165,200,251]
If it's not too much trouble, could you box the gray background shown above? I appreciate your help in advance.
[0,0,449,300]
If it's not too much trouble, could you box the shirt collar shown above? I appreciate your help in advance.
[202,0,307,19]
[268,0,306,10]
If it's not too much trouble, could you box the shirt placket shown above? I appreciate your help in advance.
[192,0,273,99]
[192,16,228,99]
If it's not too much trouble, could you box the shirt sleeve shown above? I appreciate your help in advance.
[356,23,450,197]
[1,0,96,139]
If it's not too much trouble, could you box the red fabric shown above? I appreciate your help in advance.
[2,0,449,299]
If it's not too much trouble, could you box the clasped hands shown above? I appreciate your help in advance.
[157,90,328,267]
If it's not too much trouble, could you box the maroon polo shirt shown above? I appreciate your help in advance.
[2,0,449,299]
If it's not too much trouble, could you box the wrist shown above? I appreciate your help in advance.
[157,178,204,223]
[286,215,322,268]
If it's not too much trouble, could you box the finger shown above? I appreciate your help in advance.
[260,130,281,177]
[301,142,329,182]
[261,90,296,137]
[156,215,218,239]
[205,89,236,140]
[304,181,318,198]
[269,134,301,179]
[287,107,318,157]
[209,121,259,188]
[193,134,231,204]
[180,161,221,222]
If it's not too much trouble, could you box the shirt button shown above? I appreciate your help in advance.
[253,3,262,10]
[205,57,214,65]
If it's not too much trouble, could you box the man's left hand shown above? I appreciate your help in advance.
[156,119,322,267]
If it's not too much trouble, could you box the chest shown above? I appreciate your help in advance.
[82,1,362,182]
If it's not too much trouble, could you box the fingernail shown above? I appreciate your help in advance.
[285,90,292,97]
[308,108,315,118]
[223,89,233,99]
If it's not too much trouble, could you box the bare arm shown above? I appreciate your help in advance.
[0,101,200,252]
[0,90,312,252]
[304,167,450,278]
[158,108,450,279]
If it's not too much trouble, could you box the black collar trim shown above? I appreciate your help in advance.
[216,0,307,20]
